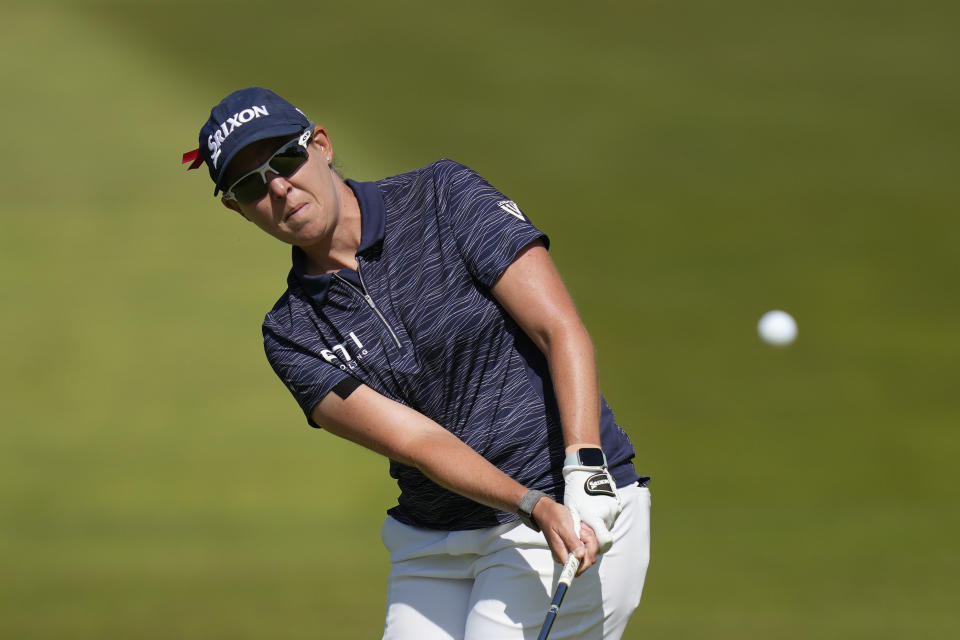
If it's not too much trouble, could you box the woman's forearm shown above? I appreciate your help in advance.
[540,321,603,455]
[406,427,530,514]
[315,384,528,514]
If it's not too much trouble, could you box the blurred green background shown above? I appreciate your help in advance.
[2,0,958,637]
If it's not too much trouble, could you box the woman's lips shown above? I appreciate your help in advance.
[284,203,306,222]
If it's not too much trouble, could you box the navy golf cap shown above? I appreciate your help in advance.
[184,87,310,195]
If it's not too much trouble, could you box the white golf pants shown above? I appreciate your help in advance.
[381,483,650,639]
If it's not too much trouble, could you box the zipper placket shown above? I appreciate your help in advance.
[334,269,403,350]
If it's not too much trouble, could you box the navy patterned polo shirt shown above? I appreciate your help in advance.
[263,159,641,530]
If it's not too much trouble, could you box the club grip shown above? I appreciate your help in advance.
[558,553,581,587]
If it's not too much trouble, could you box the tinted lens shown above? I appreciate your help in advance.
[232,174,270,204]
[268,146,308,177]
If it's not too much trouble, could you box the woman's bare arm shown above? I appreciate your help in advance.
[490,240,602,455]
[311,383,596,570]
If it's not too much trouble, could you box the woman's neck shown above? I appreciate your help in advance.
[301,180,362,275]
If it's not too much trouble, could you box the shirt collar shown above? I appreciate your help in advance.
[289,178,386,303]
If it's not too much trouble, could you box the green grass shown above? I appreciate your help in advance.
[2,1,958,637]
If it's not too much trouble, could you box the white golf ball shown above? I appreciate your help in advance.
[758,310,797,346]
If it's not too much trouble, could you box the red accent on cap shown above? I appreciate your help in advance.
[181,148,203,170]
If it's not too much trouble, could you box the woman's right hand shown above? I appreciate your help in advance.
[532,497,599,576]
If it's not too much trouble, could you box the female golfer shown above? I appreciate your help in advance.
[185,87,650,639]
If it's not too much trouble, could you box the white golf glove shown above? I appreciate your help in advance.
[563,449,622,554]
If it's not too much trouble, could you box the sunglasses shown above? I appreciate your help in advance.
[222,127,313,204]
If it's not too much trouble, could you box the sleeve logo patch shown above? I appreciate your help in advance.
[497,200,525,221]
[584,473,616,497]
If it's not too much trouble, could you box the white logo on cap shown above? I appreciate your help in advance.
[207,105,270,168]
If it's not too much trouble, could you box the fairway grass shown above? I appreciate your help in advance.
[2,1,958,638]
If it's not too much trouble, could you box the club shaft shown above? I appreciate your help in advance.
[537,554,581,640]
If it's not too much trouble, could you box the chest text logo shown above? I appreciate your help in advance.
[321,332,368,370]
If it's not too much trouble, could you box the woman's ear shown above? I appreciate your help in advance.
[311,125,333,164]
[221,197,248,219]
